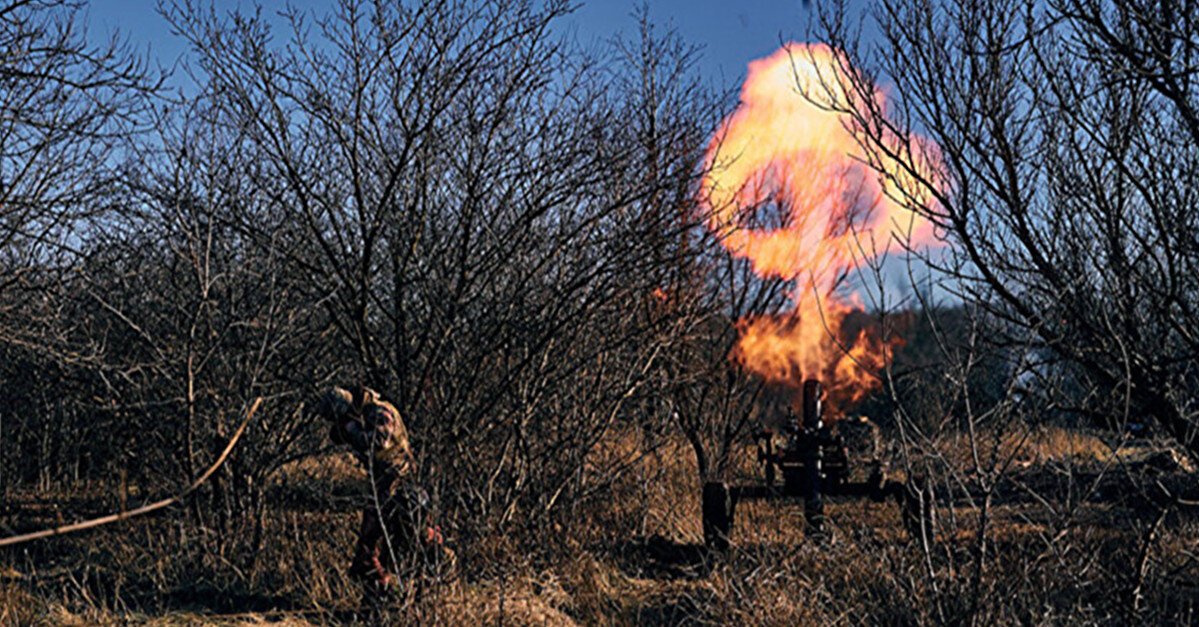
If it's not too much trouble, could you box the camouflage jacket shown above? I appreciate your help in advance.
[320,386,414,483]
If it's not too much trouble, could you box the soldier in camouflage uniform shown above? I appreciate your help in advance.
[317,385,447,596]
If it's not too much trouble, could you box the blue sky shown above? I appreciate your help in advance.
[84,0,926,303]
[89,1,821,92]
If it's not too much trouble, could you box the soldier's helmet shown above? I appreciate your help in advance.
[316,386,355,422]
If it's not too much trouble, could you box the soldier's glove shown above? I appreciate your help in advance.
[333,419,371,455]
[317,388,353,421]
[317,387,365,447]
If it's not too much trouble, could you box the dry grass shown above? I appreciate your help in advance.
[3,427,1197,624]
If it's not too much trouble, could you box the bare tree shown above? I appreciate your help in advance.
[0,0,160,493]
[809,0,1199,457]
[158,0,723,550]
[0,0,157,331]
[797,0,1199,621]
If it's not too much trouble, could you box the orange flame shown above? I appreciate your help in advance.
[702,43,940,413]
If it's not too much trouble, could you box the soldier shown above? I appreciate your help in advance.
[317,385,448,598]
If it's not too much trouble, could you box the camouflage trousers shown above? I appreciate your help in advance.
[350,482,452,596]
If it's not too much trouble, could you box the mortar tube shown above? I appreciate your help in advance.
[802,379,825,539]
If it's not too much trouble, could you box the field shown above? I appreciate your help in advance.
[5,0,1199,624]
[3,426,1197,625]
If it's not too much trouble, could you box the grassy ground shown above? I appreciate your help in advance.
[3,427,1197,625]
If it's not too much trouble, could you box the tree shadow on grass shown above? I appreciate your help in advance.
[133,584,365,623]
[608,534,714,581]
[633,588,718,626]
